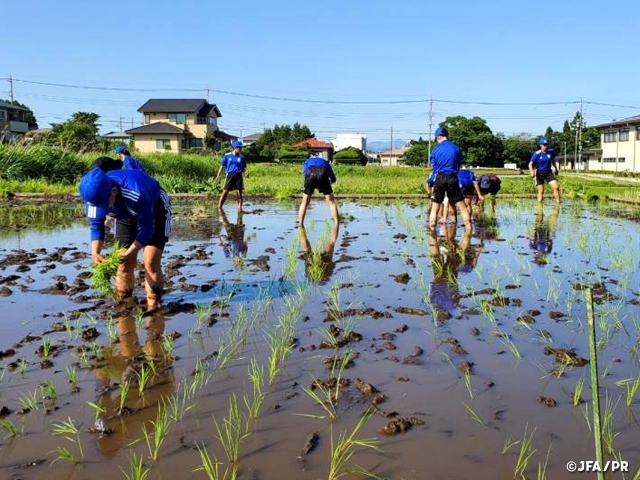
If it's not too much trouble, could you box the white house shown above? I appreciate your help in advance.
[379,146,409,166]
[593,115,640,172]
[331,133,367,152]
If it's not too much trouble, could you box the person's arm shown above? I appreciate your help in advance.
[87,204,107,262]
[473,181,484,201]
[327,163,337,183]
[242,157,249,177]
[124,155,144,171]
[552,158,560,175]
[215,156,227,183]
[91,239,105,263]
[529,153,537,177]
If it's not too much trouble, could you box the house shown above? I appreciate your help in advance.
[101,131,132,144]
[0,101,35,144]
[379,146,410,166]
[292,138,334,160]
[126,99,222,153]
[593,115,640,172]
[331,133,367,152]
[241,133,263,146]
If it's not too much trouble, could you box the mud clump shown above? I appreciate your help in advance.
[392,273,411,284]
[81,327,100,342]
[517,314,536,324]
[462,307,481,316]
[312,377,349,390]
[544,347,588,367]
[549,311,566,320]
[393,233,408,240]
[353,378,386,405]
[437,310,452,322]
[322,354,356,369]
[0,349,16,359]
[381,416,424,436]
[0,406,11,416]
[489,295,510,307]
[395,324,409,333]
[382,341,396,351]
[447,338,468,355]
[0,286,12,296]
[394,306,427,316]
[403,346,424,365]
[470,327,480,336]
[300,432,320,456]
[327,308,393,321]
[538,396,557,408]
[460,361,474,374]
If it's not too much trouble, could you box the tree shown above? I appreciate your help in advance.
[50,111,101,152]
[400,137,429,166]
[439,116,503,167]
[254,123,314,159]
[334,146,367,165]
[498,133,537,169]
[0,99,38,129]
[542,111,600,169]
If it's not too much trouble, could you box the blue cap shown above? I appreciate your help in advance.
[231,140,243,148]
[435,127,448,138]
[539,137,549,145]
[79,168,113,207]
[115,145,126,154]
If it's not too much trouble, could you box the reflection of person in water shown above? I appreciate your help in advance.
[528,205,560,263]
[218,210,249,260]
[299,224,340,283]
[473,211,500,243]
[428,226,474,312]
[93,313,174,460]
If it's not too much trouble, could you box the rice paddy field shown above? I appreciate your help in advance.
[0,198,639,480]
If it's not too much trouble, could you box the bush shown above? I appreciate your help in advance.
[277,146,309,163]
[0,145,89,183]
[334,147,367,166]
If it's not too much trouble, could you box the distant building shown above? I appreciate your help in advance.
[331,133,367,152]
[242,133,263,146]
[126,99,222,153]
[379,146,410,166]
[292,138,334,161]
[0,101,35,144]
[101,131,132,144]
[593,115,640,172]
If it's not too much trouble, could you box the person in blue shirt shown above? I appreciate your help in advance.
[477,173,501,214]
[115,145,144,171]
[298,155,339,226]
[458,168,484,214]
[429,127,471,230]
[79,167,172,311]
[215,140,247,211]
[529,137,560,204]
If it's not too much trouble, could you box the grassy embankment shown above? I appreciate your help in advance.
[1,145,640,201]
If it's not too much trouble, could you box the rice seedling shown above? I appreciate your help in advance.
[0,419,19,439]
[498,332,521,360]
[18,358,27,377]
[91,241,122,299]
[63,315,78,340]
[119,381,130,413]
[536,442,553,480]
[193,443,224,480]
[51,417,84,463]
[243,357,265,433]
[463,368,473,399]
[66,365,78,391]
[189,357,207,398]
[513,424,536,480]
[87,398,106,422]
[194,303,212,331]
[120,451,151,480]
[326,411,380,480]
[463,403,483,424]
[106,316,117,342]
[135,310,145,332]
[40,338,53,359]
[616,377,640,406]
[137,362,152,395]
[18,389,40,412]
[162,334,174,360]
[213,394,247,470]
[501,436,520,455]
[602,394,621,455]
[572,376,585,406]
[580,403,592,432]
[168,380,194,422]
[141,403,172,461]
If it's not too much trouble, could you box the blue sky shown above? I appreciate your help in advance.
[4,0,640,142]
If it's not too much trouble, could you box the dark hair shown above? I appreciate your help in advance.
[91,156,123,172]
[122,149,131,156]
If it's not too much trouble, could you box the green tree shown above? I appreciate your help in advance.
[439,116,503,167]
[401,137,429,166]
[498,133,537,169]
[334,146,367,165]
[254,123,314,160]
[542,111,600,169]
[50,111,101,152]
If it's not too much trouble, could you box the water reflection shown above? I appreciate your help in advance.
[299,224,340,284]
[528,205,560,264]
[93,313,174,459]
[218,210,249,262]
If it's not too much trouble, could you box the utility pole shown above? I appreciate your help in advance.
[131,118,134,129]
[206,88,210,103]
[390,127,393,166]
[8,74,14,102]
[574,98,583,171]
[428,96,433,167]
[119,115,123,132]
[577,98,584,172]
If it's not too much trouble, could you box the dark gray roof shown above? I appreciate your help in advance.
[102,131,132,138]
[0,101,28,111]
[125,123,186,135]
[137,99,222,117]
[594,115,640,129]
[215,130,238,141]
[242,133,263,141]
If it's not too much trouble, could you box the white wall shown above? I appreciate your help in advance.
[331,133,366,152]
[599,126,640,172]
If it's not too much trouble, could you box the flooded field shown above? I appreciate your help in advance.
[1,198,639,480]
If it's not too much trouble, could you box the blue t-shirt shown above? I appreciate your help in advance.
[530,150,555,172]
[86,169,167,246]
[221,152,246,174]
[430,140,462,175]
[426,172,436,186]
[303,157,336,182]
[458,169,476,188]
[123,154,144,171]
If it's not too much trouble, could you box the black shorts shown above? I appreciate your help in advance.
[461,185,475,197]
[115,191,172,249]
[223,172,244,191]
[304,167,333,195]
[431,173,463,204]
[536,170,556,186]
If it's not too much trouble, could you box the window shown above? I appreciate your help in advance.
[603,157,625,163]
[636,126,640,141]
[603,130,617,143]
[188,138,203,148]
[0,110,6,121]
[156,139,171,150]
[144,114,150,124]
[167,113,187,123]
[208,116,217,126]
[619,128,629,141]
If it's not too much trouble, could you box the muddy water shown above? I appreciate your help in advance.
[1,199,640,480]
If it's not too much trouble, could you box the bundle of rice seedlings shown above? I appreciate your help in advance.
[91,242,123,299]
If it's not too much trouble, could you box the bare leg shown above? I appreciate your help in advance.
[456,200,471,230]
[237,190,243,212]
[537,184,544,203]
[143,246,164,311]
[550,180,561,204]
[429,201,441,229]
[298,194,312,226]
[325,194,339,224]
[115,255,136,300]
[448,202,457,226]
[218,189,229,209]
